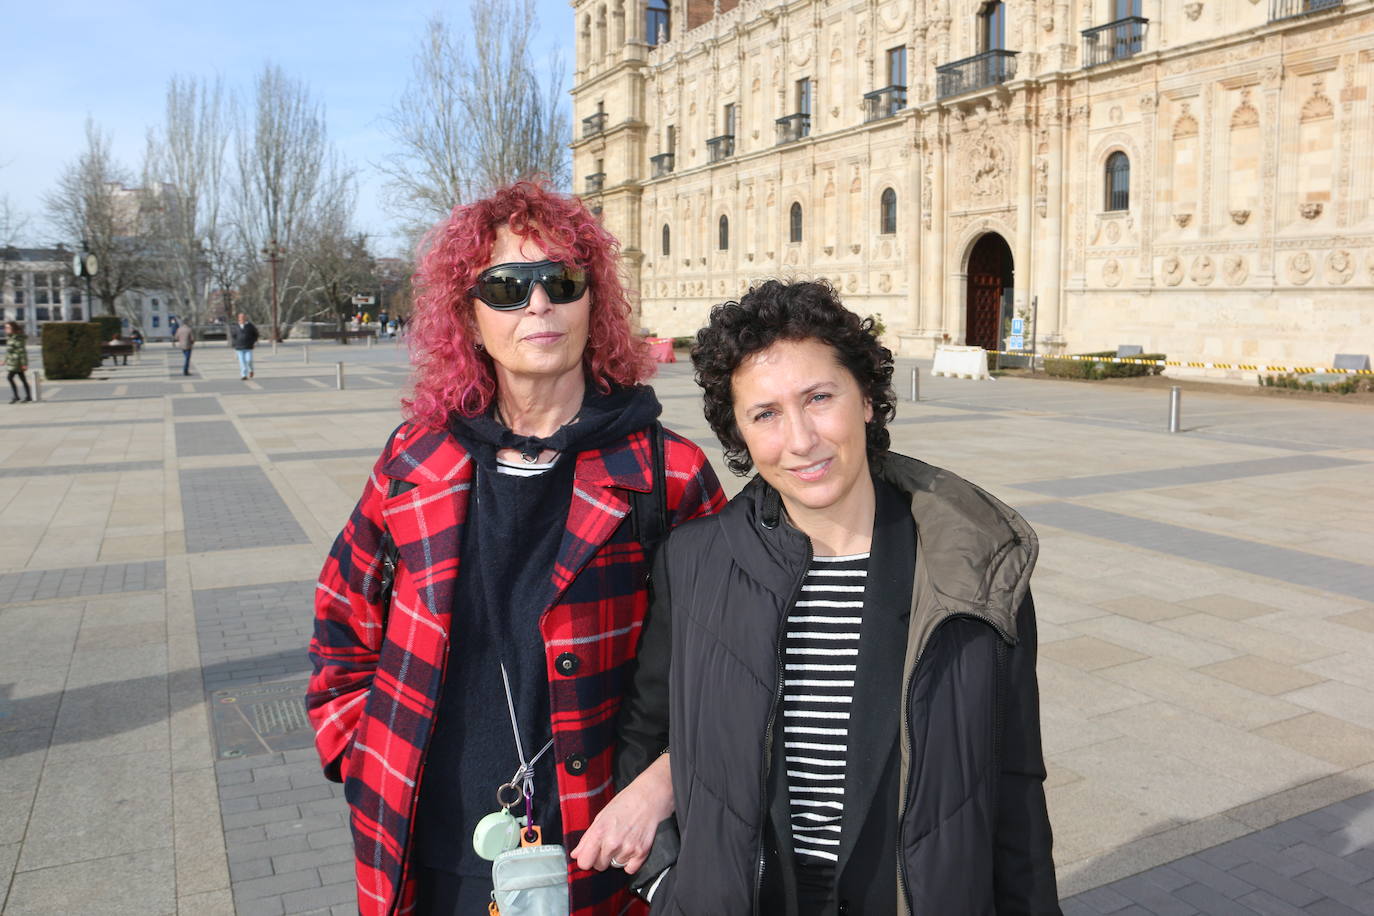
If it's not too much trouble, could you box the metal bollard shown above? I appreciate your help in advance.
[367,334,374,349]
[336,361,345,390]
[1168,386,1182,433]
[304,345,310,364]
[32,371,42,403]
[272,340,279,355]
[910,367,920,402]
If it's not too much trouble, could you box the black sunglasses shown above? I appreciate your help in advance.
[469,259,588,310]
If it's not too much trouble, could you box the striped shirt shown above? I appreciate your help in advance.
[781,552,868,874]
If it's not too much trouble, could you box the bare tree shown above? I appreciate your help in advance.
[232,64,355,339]
[144,75,231,328]
[44,120,158,317]
[0,193,30,297]
[298,188,373,343]
[379,3,571,227]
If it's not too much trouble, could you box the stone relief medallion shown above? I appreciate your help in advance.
[1299,202,1323,220]
[1190,256,1215,286]
[1289,252,1314,285]
[721,66,738,94]
[1162,256,1184,286]
[878,273,892,292]
[1326,249,1354,285]
[1223,255,1248,285]
[1174,213,1193,228]
[665,93,677,116]
[879,2,907,33]
[786,249,800,266]
[1103,259,1123,287]
[790,37,813,68]
[1105,220,1121,244]
[1230,209,1251,225]
[1185,3,1204,20]
[846,275,858,292]
[881,240,892,259]
[1109,106,1123,125]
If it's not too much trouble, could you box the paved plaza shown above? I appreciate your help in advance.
[1,339,1372,915]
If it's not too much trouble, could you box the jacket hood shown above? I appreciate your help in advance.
[723,451,1038,645]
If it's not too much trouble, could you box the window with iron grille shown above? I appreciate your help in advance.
[1105,151,1130,211]
[980,1,1006,51]
[789,203,804,243]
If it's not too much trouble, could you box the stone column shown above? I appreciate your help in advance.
[922,117,947,346]
[1014,103,1034,320]
[1041,97,1066,345]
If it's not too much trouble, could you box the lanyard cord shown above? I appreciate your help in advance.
[501,662,554,806]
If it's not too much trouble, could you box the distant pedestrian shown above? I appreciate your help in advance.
[174,323,195,376]
[232,312,259,379]
[130,328,144,351]
[5,322,32,403]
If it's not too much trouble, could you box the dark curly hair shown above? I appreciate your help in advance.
[691,279,896,476]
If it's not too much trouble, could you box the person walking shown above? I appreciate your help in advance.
[174,322,195,376]
[232,312,259,379]
[612,280,1060,915]
[5,322,32,403]
[307,181,725,916]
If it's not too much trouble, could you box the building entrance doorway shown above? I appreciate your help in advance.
[965,233,1013,351]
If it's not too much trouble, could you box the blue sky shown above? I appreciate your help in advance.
[0,0,574,256]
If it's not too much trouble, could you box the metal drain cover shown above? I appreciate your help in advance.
[210,679,315,759]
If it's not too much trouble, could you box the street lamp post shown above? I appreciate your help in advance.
[260,238,284,344]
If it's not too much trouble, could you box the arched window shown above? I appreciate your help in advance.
[879,188,897,234]
[1105,151,1130,211]
[718,215,729,250]
[662,223,671,255]
[789,202,803,243]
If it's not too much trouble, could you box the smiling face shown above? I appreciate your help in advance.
[472,224,591,391]
[731,337,874,521]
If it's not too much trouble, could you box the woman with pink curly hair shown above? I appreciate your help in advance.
[308,181,725,916]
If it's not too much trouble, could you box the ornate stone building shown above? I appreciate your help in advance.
[571,0,1374,367]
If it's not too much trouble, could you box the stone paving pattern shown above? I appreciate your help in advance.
[1,340,1372,914]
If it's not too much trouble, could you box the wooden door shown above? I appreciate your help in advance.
[966,234,1011,351]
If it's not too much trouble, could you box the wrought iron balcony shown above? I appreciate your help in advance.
[1270,0,1341,21]
[1082,17,1149,67]
[582,112,607,138]
[650,152,675,178]
[863,85,908,122]
[775,113,811,145]
[585,172,605,194]
[935,50,1018,100]
[706,134,735,163]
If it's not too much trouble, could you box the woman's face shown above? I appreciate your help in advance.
[472,225,591,389]
[731,337,873,517]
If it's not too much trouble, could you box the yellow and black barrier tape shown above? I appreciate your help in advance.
[989,351,1374,376]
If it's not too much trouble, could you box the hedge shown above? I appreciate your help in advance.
[1044,351,1166,380]
[90,314,122,342]
[41,322,102,379]
[1261,373,1374,395]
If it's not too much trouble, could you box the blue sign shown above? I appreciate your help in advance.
[1011,318,1025,336]
[1008,335,1025,351]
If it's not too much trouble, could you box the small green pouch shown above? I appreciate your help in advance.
[490,844,569,916]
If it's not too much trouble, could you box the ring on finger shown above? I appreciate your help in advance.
[609,857,626,869]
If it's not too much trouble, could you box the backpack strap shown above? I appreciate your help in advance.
[630,421,669,552]
[378,478,417,610]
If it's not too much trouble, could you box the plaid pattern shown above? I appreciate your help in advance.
[308,421,725,916]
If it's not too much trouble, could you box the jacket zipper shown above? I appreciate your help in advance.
[753,539,812,916]
[896,608,1014,914]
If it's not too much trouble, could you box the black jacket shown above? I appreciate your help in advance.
[617,453,1060,915]
[232,321,259,350]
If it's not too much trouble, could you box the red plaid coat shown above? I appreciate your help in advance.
[307,420,725,916]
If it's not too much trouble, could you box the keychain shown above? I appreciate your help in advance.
[473,781,526,861]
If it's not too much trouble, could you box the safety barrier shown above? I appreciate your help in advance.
[989,351,1374,375]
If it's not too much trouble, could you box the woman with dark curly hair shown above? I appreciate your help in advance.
[616,279,1060,914]
[307,181,725,916]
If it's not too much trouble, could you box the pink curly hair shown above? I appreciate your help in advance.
[403,180,654,428]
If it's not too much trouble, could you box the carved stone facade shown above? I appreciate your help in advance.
[572,0,1374,367]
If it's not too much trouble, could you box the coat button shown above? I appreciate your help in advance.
[555,652,580,676]
[564,754,587,776]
